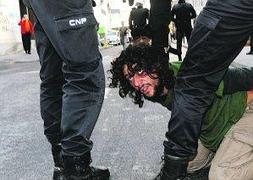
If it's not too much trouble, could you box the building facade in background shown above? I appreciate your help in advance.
[0,0,206,56]
[94,0,206,34]
[0,0,22,55]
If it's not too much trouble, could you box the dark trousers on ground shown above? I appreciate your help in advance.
[29,0,105,156]
[164,9,253,157]
[21,32,31,53]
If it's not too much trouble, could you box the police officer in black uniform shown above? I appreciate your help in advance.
[155,0,253,179]
[129,2,150,40]
[171,0,196,61]
[22,0,110,179]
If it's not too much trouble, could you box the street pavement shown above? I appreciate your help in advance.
[0,45,252,180]
[232,46,253,67]
[0,46,168,180]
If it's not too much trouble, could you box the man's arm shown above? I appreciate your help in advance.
[223,67,253,94]
[189,4,196,19]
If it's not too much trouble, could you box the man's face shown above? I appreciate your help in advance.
[123,64,159,97]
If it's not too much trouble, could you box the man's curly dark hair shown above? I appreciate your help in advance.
[109,44,175,107]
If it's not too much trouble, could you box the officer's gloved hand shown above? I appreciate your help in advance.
[154,153,190,180]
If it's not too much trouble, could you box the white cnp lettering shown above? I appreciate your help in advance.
[69,17,87,26]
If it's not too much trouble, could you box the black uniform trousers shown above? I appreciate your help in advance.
[176,26,192,55]
[28,0,105,156]
[149,0,171,49]
[164,8,253,158]
[151,23,169,49]
[21,32,31,53]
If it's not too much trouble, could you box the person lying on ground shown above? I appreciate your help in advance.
[109,44,253,180]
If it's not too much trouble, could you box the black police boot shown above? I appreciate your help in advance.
[52,144,64,180]
[62,152,110,180]
[154,154,190,180]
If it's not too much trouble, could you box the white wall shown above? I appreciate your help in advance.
[0,0,22,55]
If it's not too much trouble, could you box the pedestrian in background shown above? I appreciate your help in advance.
[247,33,253,55]
[119,21,128,50]
[18,14,33,54]
[128,2,150,40]
[22,0,110,179]
[171,0,196,61]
